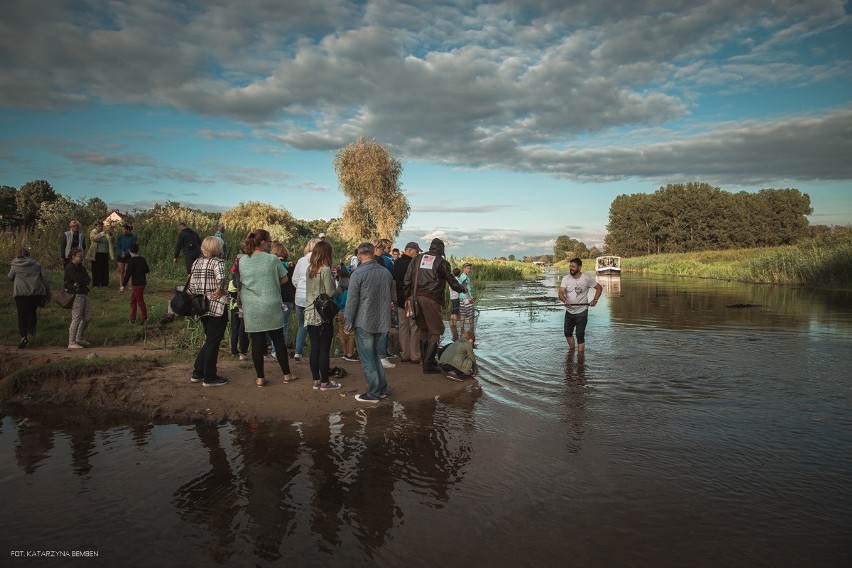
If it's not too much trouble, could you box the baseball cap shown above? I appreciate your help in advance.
[462,262,472,268]
[318,232,326,239]
[405,241,421,252]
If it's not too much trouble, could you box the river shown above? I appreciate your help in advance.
[2,271,850,567]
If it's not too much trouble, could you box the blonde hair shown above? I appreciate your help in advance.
[201,235,224,258]
[271,242,288,258]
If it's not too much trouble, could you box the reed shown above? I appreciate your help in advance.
[622,234,852,288]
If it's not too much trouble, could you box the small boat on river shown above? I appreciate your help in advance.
[595,255,621,275]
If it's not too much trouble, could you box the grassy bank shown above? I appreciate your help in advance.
[622,234,852,288]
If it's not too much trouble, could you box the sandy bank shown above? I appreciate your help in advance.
[1,346,478,424]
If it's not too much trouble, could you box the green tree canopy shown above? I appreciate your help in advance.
[16,179,57,227]
[605,183,813,256]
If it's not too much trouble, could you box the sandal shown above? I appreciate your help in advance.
[283,374,296,384]
[256,378,266,388]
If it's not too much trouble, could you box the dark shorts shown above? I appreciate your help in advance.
[450,298,460,315]
[563,310,589,343]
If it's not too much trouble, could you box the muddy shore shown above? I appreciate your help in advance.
[1,346,478,424]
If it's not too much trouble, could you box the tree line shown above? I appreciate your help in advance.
[604,183,814,257]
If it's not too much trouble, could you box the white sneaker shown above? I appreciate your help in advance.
[68,343,84,349]
[320,380,342,391]
[381,358,396,369]
[238,354,248,361]
[293,353,302,361]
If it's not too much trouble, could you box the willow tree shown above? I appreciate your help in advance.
[333,137,409,243]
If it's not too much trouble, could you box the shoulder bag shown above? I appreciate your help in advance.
[170,274,210,317]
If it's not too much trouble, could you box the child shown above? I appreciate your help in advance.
[119,243,149,324]
[437,330,477,382]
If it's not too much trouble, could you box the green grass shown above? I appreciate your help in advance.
[622,236,852,288]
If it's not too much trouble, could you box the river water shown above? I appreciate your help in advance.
[2,271,851,567]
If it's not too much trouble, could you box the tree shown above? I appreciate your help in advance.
[218,201,295,243]
[16,179,57,227]
[0,185,17,227]
[334,137,410,243]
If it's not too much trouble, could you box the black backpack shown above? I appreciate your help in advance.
[313,293,339,323]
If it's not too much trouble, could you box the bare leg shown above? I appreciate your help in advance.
[566,336,576,350]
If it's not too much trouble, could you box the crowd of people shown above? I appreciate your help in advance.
[8,218,487,402]
[9,217,612,396]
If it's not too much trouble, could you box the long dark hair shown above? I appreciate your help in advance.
[309,240,332,277]
[243,229,271,256]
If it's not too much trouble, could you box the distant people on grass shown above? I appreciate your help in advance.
[238,230,294,387]
[86,220,114,287]
[394,241,421,363]
[8,246,50,349]
[449,266,461,341]
[64,247,93,349]
[438,330,478,381]
[61,220,86,267]
[291,238,319,362]
[173,222,201,274]
[115,223,138,287]
[304,240,342,391]
[459,262,475,334]
[187,237,229,387]
[345,241,394,402]
[119,243,150,325]
[558,257,603,353]
[404,238,467,374]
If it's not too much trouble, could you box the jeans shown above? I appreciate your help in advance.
[377,331,389,358]
[354,328,388,399]
[193,312,228,380]
[307,321,334,382]
[282,301,294,346]
[229,306,249,356]
[295,304,307,356]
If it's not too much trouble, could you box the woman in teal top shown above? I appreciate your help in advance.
[237,229,294,387]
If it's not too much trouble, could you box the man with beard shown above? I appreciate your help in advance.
[404,238,467,374]
[558,257,603,352]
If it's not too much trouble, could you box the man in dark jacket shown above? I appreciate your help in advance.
[404,238,467,373]
[394,241,421,364]
[173,223,201,274]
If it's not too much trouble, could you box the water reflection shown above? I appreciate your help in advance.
[561,351,587,454]
[0,387,484,563]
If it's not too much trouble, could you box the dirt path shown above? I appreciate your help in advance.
[2,346,477,424]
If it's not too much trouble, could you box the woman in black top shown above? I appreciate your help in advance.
[64,247,93,349]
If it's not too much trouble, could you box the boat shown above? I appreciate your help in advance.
[595,255,621,275]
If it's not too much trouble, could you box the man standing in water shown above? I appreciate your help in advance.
[558,258,603,352]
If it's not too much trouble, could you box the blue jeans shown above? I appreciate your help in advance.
[377,331,389,358]
[282,301,294,345]
[354,328,388,399]
[295,304,307,356]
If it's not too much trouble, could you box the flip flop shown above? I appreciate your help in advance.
[256,378,266,388]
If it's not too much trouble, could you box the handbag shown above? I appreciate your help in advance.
[312,268,339,324]
[405,254,422,319]
[55,290,75,309]
[170,275,210,317]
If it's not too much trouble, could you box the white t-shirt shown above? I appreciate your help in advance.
[560,272,598,315]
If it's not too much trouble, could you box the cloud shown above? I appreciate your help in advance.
[1,0,849,190]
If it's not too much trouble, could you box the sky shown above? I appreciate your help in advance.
[1,0,851,259]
